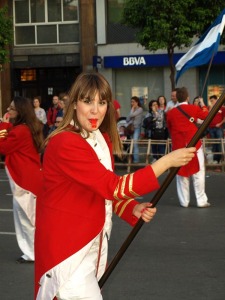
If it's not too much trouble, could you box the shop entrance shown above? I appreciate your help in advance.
[12,67,81,110]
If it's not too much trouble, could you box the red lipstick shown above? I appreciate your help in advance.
[89,119,98,129]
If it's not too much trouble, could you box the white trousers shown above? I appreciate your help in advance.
[176,146,208,207]
[6,168,36,260]
[56,232,108,300]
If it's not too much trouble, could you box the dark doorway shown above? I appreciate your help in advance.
[12,66,81,110]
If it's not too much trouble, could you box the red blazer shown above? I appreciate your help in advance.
[35,131,160,297]
[209,106,225,128]
[166,103,208,176]
[0,123,42,196]
[47,105,61,126]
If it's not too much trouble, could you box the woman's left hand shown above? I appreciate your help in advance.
[0,129,8,138]
[133,202,157,222]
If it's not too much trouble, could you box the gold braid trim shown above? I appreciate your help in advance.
[113,174,130,201]
[114,199,123,214]
[121,174,131,199]
[129,173,140,197]
[113,182,120,201]
[117,199,134,217]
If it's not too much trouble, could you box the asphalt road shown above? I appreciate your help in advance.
[0,168,225,300]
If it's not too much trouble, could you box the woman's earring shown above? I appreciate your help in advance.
[74,104,76,110]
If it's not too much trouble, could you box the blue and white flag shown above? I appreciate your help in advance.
[175,9,225,83]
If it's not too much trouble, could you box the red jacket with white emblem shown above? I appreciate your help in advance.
[166,103,208,177]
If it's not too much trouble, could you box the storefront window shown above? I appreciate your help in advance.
[21,69,36,81]
[208,85,225,100]
[115,68,163,116]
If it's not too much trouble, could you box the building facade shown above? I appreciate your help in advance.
[0,0,96,114]
[1,0,225,117]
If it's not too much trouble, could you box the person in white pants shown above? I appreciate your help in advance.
[166,87,211,208]
[0,96,43,263]
[176,146,209,207]
[7,169,36,261]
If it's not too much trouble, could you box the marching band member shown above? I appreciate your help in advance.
[35,72,196,300]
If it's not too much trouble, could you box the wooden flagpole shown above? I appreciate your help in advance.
[99,88,225,288]
[200,53,215,97]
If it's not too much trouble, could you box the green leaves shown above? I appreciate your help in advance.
[0,5,13,65]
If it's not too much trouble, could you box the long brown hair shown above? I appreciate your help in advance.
[45,72,122,156]
[13,96,44,152]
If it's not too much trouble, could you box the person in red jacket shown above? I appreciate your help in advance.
[46,95,61,131]
[34,72,196,300]
[208,94,225,165]
[0,96,43,263]
[167,87,210,208]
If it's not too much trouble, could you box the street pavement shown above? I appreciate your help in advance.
[0,167,225,300]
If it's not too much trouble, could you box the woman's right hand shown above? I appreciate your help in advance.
[3,113,10,123]
[165,147,196,168]
[151,147,196,177]
[198,97,205,107]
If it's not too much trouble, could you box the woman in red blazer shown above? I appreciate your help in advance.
[35,73,196,300]
[0,96,43,263]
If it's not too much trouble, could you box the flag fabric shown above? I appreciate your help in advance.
[175,8,225,83]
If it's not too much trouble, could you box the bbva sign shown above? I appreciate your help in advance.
[123,56,146,66]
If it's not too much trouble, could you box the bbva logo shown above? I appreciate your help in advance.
[123,56,146,66]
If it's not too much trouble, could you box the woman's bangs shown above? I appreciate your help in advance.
[77,80,97,100]
[74,73,112,102]
[78,87,110,103]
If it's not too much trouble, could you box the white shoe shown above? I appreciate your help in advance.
[197,203,211,208]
